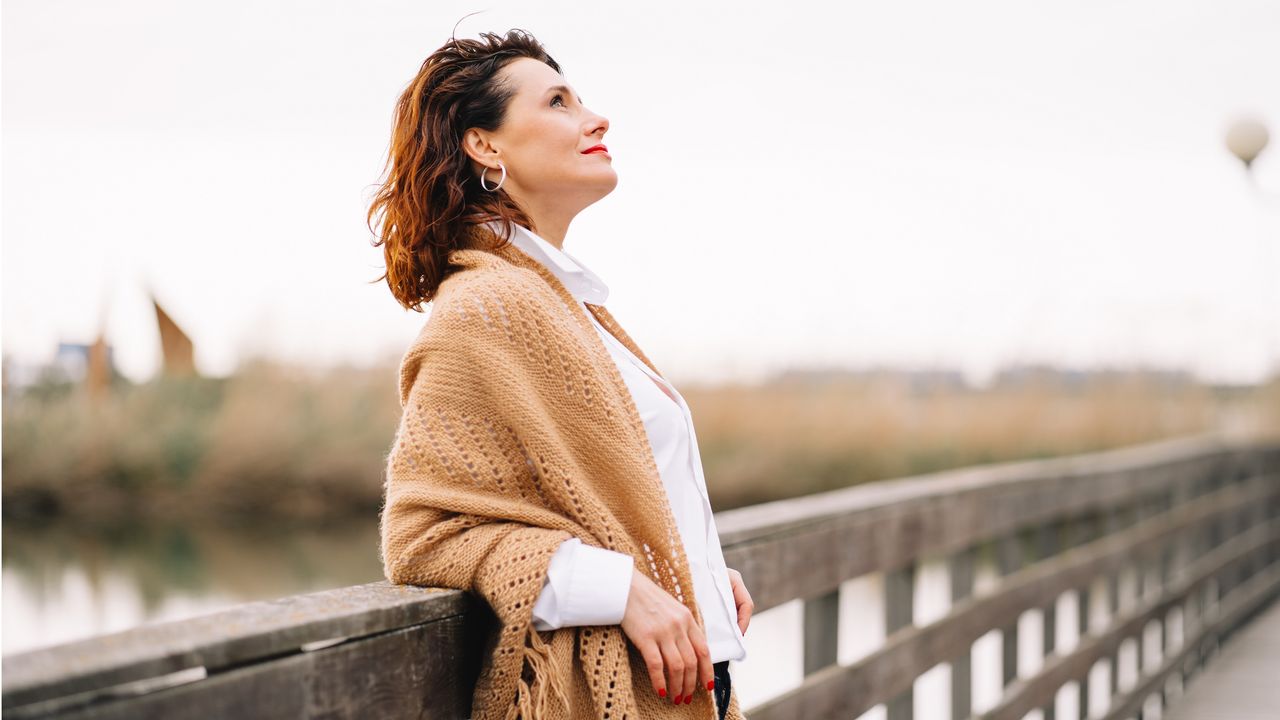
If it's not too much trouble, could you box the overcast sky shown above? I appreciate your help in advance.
[4,0,1279,387]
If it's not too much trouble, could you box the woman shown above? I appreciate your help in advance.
[370,28,753,720]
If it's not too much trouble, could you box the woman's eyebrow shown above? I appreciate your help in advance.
[545,84,583,103]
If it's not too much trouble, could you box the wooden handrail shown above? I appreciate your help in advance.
[4,433,1278,719]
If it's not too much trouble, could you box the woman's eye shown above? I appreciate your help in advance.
[551,94,565,107]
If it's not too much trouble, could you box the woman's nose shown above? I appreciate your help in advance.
[588,112,609,136]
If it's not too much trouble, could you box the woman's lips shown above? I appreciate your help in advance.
[582,144,609,155]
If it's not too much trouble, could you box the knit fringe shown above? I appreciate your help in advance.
[504,624,570,720]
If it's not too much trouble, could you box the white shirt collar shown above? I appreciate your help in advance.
[484,220,610,305]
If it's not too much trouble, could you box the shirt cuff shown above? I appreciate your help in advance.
[530,537,634,630]
[532,537,580,631]
[565,542,635,626]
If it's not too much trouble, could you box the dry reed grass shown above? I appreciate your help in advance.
[681,369,1277,508]
[3,361,1276,523]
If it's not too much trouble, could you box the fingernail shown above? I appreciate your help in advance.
[685,694,693,704]
[658,688,666,698]
[707,679,715,690]
[673,693,682,704]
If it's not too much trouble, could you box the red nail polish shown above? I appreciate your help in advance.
[685,694,693,704]
[707,679,715,690]
[658,688,666,698]
[673,693,681,704]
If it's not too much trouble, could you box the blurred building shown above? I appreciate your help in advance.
[2,292,198,398]
[51,340,114,386]
[772,366,970,394]
[990,363,1196,391]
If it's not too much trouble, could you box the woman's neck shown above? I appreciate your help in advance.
[530,218,569,249]
[515,194,574,250]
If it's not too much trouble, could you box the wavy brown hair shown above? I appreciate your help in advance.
[366,28,562,311]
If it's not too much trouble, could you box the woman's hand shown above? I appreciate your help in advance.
[620,570,715,706]
[727,568,753,636]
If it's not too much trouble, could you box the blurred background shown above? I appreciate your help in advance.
[3,0,1278,670]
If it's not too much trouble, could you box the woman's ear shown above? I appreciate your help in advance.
[462,127,501,170]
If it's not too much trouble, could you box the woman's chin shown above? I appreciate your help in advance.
[583,172,619,197]
[573,183,617,211]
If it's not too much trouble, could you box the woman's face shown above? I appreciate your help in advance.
[466,57,616,216]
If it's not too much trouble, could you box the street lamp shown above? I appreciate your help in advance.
[1225,116,1277,199]
[1224,115,1279,402]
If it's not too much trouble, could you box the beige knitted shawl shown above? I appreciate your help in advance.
[380,225,747,720]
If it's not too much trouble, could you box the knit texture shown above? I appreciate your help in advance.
[380,224,746,720]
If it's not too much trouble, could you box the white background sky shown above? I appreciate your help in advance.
[4,0,1279,388]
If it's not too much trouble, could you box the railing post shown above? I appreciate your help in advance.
[1183,570,1202,685]
[1036,521,1060,720]
[949,546,976,720]
[1068,512,1097,719]
[885,561,916,720]
[1171,467,1197,698]
[1203,502,1224,661]
[1105,505,1124,712]
[1157,492,1175,713]
[1132,492,1156,716]
[996,530,1023,693]
[1220,491,1241,619]
[802,587,839,676]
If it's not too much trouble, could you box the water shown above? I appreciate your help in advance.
[2,517,384,656]
[3,522,1175,719]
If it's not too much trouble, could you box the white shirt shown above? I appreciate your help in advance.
[489,221,748,664]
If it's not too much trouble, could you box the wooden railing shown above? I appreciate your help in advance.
[4,435,1279,719]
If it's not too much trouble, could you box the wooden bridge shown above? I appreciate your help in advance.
[4,434,1278,719]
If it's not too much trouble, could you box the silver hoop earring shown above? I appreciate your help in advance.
[479,162,506,192]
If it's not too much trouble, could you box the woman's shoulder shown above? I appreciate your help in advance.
[434,246,547,315]
[395,248,554,405]
[434,226,569,317]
